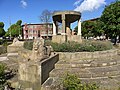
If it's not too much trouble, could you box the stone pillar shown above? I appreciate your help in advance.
[77,19,81,36]
[56,21,58,34]
[61,14,66,35]
[53,21,56,35]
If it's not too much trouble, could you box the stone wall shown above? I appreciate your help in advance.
[40,54,59,84]
[57,49,118,61]
[18,54,59,90]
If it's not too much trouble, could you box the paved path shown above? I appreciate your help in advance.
[0,57,8,61]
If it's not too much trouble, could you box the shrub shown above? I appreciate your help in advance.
[24,40,113,52]
[91,41,113,51]
[50,41,80,52]
[0,64,6,90]
[45,40,113,52]
[23,40,33,50]
[0,45,7,55]
[62,73,99,90]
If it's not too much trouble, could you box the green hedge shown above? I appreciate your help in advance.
[45,40,113,52]
[24,40,113,52]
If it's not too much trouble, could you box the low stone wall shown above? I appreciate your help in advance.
[57,49,118,61]
[41,54,59,84]
[18,54,59,90]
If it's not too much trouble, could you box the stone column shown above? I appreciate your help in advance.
[77,19,81,36]
[61,14,66,35]
[53,21,56,35]
[56,21,58,34]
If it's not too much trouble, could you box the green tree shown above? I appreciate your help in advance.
[5,20,22,38]
[16,20,22,25]
[0,22,5,37]
[74,19,104,38]
[100,1,120,44]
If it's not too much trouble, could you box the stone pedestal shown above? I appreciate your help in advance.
[7,38,24,53]
[52,35,82,43]
[52,35,67,43]
[18,60,41,90]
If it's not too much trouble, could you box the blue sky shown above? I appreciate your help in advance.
[0,0,115,31]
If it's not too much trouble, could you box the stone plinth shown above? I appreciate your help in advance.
[18,54,59,90]
[52,35,67,43]
[52,35,82,43]
[18,60,41,90]
[7,38,24,53]
[67,35,82,43]
[7,46,23,53]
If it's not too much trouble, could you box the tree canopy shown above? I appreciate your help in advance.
[100,1,120,44]
[5,20,22,38]
[74,19,104,38]
[40,10,52,23]
[0,22,5,37]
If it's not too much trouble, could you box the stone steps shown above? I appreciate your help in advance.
[42,55,120,90]
[42,75,120,90]
[50,64,120,78]
[55,56,120,69]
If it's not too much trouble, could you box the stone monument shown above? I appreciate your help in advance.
[7,38,24,53]
[30,37,47,61]
[52,11,82,43]
[18,37,53,90]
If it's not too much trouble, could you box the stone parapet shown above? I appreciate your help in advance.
[57,49,118,61]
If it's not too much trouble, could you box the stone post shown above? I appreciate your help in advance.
[61,14,66,35]
[77,19,81,36]
[53,21,57,35]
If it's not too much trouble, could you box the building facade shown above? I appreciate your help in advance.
[22,23,53,39]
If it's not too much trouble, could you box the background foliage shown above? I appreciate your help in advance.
[5,20,22,38]
[0,22,5,37]
[100,1,120,44]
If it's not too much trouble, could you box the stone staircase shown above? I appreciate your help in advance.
[42,55,120,90]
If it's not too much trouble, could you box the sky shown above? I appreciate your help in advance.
[0,0,116,31]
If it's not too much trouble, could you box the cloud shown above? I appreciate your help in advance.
[20,0,27,8]
[74,0,82,6]
[74,0,106,12]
